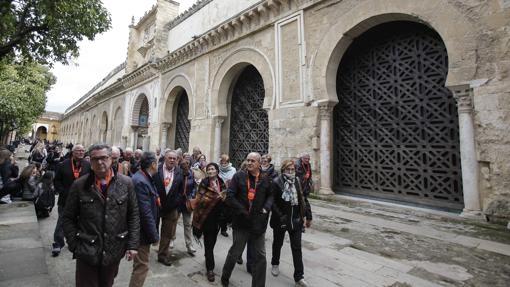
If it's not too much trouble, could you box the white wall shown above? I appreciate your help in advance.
[167,0,261,52]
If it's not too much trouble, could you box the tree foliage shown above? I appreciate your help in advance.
[0,0,111,65]
[0,61,56,141]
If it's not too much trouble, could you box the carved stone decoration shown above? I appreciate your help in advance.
[333,22,463,209]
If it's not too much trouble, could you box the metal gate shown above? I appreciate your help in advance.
[333,22,463,210]
[228,66,268,168]
[175,92,190,152]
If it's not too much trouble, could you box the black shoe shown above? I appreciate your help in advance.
[221,276,229,287]
[221,230,229,237]
[236,258,243,264]
[207,270,215,282]
[51,243,61,257]
[157,257,172,266]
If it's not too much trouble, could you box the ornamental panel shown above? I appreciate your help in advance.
[229,66,268,168]
[333,22,463,210]
[175,92,191,152]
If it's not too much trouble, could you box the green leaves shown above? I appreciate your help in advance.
[0,0,111,65]
[0,61,55,140]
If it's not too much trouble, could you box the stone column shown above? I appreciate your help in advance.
[318,102,335,195]
[121,136,128,150]
[142,135,150,151]
[449,85,483,219]
[160,123,171,150]
[214,117,225,162]
[131,127,138,150]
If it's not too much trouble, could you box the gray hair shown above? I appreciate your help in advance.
[88,143,112,155]
[111,146,120,155]
[124,147,133,153]
[72,144,85,151]
[247,152,261,162]
[140,152,157,170]
[164,148,176,156]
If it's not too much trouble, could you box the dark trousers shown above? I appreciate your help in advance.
[53,205,65,247]
[246,240,254,271]
[271,225,304,282]
[76,259,120,287]
[203,227,220,271]
[222,229,266,287]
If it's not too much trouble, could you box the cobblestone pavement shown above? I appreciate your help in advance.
[11,145,510,286]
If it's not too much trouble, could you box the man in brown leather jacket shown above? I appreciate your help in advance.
[63,144,140,287]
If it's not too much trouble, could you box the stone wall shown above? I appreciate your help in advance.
[59,0,510,219]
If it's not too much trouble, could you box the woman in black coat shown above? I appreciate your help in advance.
[270,159,312,287]
[191,162,227,282]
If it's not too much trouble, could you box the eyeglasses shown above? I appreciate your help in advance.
[91,156,110,163]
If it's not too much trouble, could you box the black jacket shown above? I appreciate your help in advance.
[226,170,273,235]
[270,175,312,230]
[154,164,184,215]
[295,159,312,197]
[62,172,140,266]
[132,170,160,245]
[54,158,91,206]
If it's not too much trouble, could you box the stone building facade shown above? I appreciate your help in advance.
[59,0,510,220]
[32,111,62,142]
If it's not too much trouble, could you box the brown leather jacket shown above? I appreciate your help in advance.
[62,171,140,266]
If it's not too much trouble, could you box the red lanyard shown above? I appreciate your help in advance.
[71,158,82,179]
[247,173,259,212]
[302,162,310,180]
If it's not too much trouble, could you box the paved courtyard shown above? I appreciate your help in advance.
[35,194,510,287]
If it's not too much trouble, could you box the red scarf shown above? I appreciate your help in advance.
[71,158,82,179]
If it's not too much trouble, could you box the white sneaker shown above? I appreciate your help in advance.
[295,279,309,287]
[187,245,196,254]
[169,240,174,249]
[271,265,279,277]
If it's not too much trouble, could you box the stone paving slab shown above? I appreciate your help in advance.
[32,194,510,286]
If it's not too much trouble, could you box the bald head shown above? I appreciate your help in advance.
[246,152,261,174]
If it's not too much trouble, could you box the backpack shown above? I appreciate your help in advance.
[31,150,45,163]
[34,183,55,218]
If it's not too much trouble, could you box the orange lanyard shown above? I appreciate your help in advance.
[71,158,82,179]
[247,173,259,212]
[95,170,112,192]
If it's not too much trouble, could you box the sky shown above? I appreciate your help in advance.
[45,0,196,113]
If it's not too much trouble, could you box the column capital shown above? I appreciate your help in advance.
[214,116,225,127]
[317,101,335,120]
[448,84,473,114]
[161,122,171,129]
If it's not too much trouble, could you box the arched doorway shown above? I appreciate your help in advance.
[36,126,47,140]
[132,94,150,150]
[228,65,268,168]
[333,21,463,210]
[100,112,108,143]
[112,107,123,146]
[174,91,190,152]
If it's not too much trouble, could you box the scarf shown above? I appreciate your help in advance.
[281,174,298,206]
[219,163,236,182]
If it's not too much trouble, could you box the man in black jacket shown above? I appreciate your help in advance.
[153,150,184,266]
[129,152,160,287]
[52,144,90,257]
[62,144,139,287]
[221,152,273,287]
